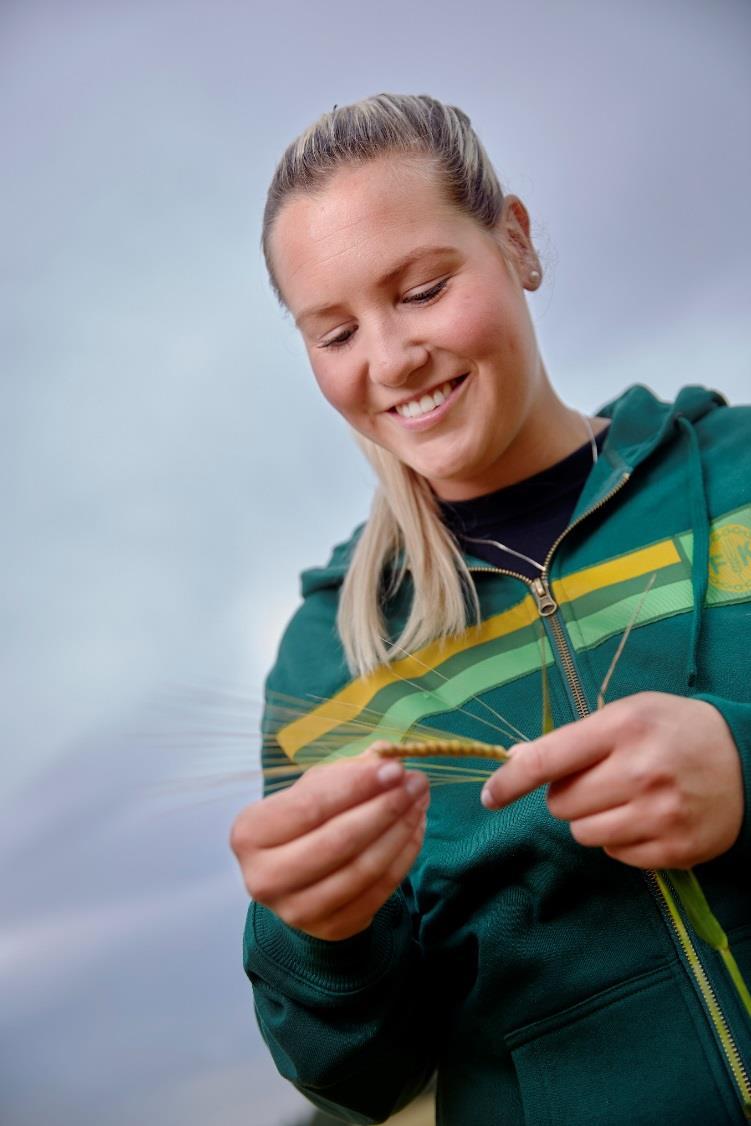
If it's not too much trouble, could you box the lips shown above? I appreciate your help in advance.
[386,373,470,431]
[387,374,468,418]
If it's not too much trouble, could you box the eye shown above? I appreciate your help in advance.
[403,278,449,304]
[320,326,356,350]
[317,277,449,350]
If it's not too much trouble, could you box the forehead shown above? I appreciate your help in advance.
[269,157,473,312]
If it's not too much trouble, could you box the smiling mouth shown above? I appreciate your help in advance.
[388,374,468,419]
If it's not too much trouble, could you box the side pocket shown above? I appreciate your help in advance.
[504,966,738,1126]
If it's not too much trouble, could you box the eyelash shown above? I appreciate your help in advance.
[320,278,449,350]
[404,278,448,304]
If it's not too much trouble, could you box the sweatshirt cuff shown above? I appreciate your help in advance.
[244,893,411,1001]
[694,693,751,853]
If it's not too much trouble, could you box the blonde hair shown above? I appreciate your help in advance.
[262,93,508,676]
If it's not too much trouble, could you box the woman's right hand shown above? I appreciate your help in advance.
[230,746,430,941]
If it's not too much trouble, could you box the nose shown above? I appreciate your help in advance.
[366,320,430,388]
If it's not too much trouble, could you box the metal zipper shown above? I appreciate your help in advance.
[645,870,751,1116]
[468,469,751,1115]
[531,575,589,720]
[468,473,633,719]
[468,564,591,720]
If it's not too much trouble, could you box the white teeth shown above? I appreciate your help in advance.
[395,378,461,419]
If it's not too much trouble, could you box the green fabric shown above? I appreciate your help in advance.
[243,385,751,1124]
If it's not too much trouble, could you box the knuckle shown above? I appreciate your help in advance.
[245,869,273,904]
[279,891,321,932]
[628,764,650,791]
[280,904,306,930]
[526,741,548,787]
[360,878,395,916]
[628,754,664,793]
[639,693,674,734]
[545,786,565,819]
[656,791,686,832]
[631,691,661,715]
[301,783,326,815]
[351,848,383,887]
[382,787,410,819]
[618,710,647,742]
[229,812,258,859]
[228,816,248,858]
[244,855,283,905]
[326,820,358,860]
[570,820,594,846]
[289,791,324,833]
[610,694,655,737]
[301,758,334,782]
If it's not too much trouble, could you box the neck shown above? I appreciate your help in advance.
[432,378,604,502]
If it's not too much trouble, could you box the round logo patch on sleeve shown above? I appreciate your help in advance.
[708,523,751,593]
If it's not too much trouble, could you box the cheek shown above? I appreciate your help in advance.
[310,356,363,421]
[436,291,513,360]
[309,351,340,402]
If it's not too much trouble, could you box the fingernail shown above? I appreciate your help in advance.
[405,773,428,798]
[481,786,497,810]
[377,761,403,786]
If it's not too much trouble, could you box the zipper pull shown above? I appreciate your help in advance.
[531,576,558,617]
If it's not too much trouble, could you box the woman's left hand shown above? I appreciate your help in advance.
[481,692,744,869]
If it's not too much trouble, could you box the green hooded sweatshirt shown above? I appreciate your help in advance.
[243,385,751,1124]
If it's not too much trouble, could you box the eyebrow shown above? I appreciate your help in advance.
[294,244,458,328]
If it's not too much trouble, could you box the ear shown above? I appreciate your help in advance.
[496,195,542,290]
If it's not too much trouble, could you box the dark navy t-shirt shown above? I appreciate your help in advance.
[437,429,608,580]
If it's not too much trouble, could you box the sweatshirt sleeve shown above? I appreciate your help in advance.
[695,693,751,855]
[243,889,437,1124]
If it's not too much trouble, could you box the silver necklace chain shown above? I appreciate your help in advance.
[461,413,599,575]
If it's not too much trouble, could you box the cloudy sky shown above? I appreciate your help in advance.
[1,1,749,1123]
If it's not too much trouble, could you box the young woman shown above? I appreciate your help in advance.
[230,94,751,1124]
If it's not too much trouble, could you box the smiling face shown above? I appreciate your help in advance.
[269,156,571,500]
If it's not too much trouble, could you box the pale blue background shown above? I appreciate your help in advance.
[1,1,749,1122]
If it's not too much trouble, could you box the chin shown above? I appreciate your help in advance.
[410,446,481,487]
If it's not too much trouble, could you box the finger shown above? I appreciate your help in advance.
[275,799,427,931]
[547,758,636,822]
[310,817,427,940]
[603,840,684,870]
[481,714,613,810]
[302,807,427,936]
[285,797,426,919]
[569,804,650,849]
[245,749,407,847]
[256,772,429,895]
